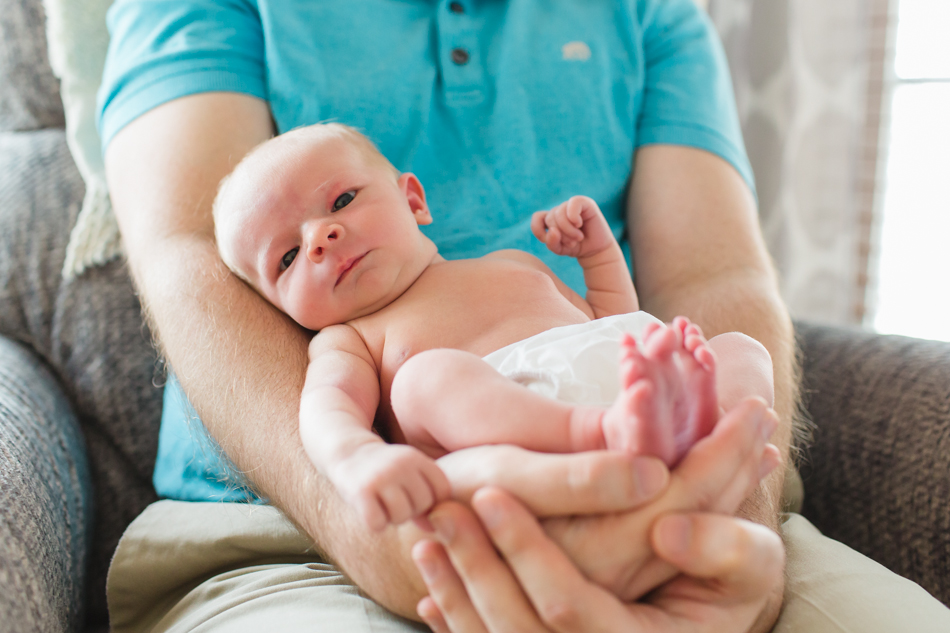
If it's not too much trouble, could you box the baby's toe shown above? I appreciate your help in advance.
[645,325,680,359]
[693,345,716,372]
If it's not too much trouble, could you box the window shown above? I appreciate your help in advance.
[872,0,950,341]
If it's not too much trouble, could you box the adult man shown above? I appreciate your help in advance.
[101,1,792,630]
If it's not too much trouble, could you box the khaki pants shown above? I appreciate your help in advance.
[108,501,950,633]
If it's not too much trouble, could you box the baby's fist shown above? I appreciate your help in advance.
[531,195,613,258]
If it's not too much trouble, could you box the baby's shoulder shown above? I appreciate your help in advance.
[308,323,374,363]
[481,249,549,271]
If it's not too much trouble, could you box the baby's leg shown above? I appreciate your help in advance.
[602,317,720,466]
[391,349,610,457]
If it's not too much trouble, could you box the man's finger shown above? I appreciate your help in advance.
[677,400,777,516]
[438,446,669,516]
[413,538,489,633]
[672,397,774,510]
[473,488,646,632]
[416,597,451,633]
[427,501,548,633]
[652,513,785,599]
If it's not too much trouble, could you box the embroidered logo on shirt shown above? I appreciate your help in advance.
[562,41,592,61]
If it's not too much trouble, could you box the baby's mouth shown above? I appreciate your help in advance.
[335,253,366,287]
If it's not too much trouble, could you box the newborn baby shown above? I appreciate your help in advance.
[213,123,774,531]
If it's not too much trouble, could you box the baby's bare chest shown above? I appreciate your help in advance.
[356,259,590,392]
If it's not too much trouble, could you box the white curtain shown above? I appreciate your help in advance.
[710,0,892,326]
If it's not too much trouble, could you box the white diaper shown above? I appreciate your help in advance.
[482,311,663,408]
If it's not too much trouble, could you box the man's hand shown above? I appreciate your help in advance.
[411,488,784,633]
[441,397,780,601]
[544,398,779,600]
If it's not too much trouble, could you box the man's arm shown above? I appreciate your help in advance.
[105,92,430,616]
[627,144,797,629]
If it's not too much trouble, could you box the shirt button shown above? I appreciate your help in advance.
[449,2,464,14]
[451,48,470,65]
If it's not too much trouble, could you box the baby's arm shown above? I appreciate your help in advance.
[532,196,638,318]
[300,325,450,531]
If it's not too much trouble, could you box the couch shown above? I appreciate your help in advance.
[1,0,947,631]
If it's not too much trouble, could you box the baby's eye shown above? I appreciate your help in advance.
[332,190,356,211]
[279,247,299,272]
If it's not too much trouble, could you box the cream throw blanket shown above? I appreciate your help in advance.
[44,0,119,279]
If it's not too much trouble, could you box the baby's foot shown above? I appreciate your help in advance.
[602,317,719,466]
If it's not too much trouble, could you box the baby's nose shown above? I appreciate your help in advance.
[307,223,343,261]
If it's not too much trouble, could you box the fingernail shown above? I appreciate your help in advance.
[657,515,692,556]
[414,549,438,580]
[411,540,440,580]
[475,498,503,530]
[429,513,455,543]
[633,458,669,501]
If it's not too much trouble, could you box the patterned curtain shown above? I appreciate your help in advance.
[709,0,893,326]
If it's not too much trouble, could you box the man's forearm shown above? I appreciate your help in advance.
[134,233,429,614]
[627,146,798,532]
[105,93,429,618]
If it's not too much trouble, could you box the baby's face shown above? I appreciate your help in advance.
[218,133,436,330]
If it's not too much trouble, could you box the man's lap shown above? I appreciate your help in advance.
[107,501,428,633]
[108,501,950,633]
[777,514,950,631]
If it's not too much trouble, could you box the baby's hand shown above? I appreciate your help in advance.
[331,443,451,532]
[531,195,616,258]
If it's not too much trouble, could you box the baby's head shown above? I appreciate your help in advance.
[213,123,438,330]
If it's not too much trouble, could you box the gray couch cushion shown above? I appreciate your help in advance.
[798,322,950,607]
[0,129,163,628]
[0,0,65,132]
[0,336,92,633]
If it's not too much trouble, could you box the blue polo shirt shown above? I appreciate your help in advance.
[99,0,754,502]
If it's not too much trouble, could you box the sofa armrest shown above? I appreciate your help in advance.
[1,127,163,630]
[0,335,92,632]
[795,320,950,606]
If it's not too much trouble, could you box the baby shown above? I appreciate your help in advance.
[213,123,774,531]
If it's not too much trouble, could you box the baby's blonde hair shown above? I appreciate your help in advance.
[212,123,400,281]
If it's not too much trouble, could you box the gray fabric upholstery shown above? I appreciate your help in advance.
[0,0,64,132]
[0,336,92,633]
[0,129,164,630]
[797,322,950,607]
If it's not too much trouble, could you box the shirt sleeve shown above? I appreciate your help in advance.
[635,0,755,195]
[97,0,267,150]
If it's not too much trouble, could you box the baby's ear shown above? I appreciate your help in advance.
[399,173,433,226]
